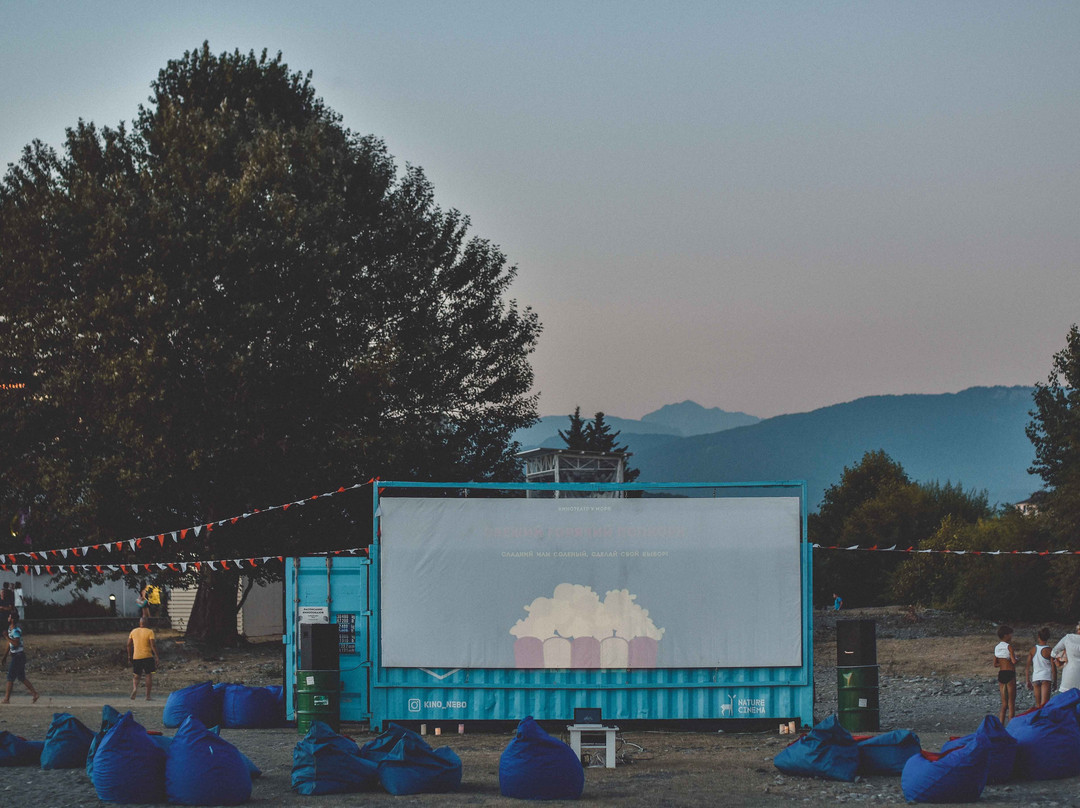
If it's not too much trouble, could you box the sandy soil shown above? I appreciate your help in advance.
[1,609,1078,806]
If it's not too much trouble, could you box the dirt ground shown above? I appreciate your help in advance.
[2,609,1080,806]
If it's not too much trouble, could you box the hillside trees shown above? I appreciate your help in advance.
[811,450,992,607]
[0,45,540,645]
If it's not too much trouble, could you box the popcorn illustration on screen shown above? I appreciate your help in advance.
[510,583,665,669]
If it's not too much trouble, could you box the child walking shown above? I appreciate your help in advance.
[1026,627,1055,708]
[1,612,40,703]
[994,625,1019,724]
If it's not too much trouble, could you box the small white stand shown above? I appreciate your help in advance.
[567,723,619,768]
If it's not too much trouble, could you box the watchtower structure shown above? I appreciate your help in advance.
[516,448,629,498]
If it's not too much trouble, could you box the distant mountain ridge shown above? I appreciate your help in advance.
[515,387,1039,509]
[513,401,759,449]
[632,386,1038,508]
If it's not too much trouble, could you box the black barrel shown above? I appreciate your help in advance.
[836,619,877,667]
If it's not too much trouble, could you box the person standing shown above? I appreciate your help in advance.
[1052,622,1080,692]
[1026,627,1056,708]
[127,617,159,700]
[994,625,1019,724]
[12,582,24,617]
[1,612,40,703]
[136,583,151,619]
[0,583,13,636]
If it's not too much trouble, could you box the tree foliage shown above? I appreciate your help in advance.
[0,45,540,644]
[1027,324,1080,535]
[558,408,641,487]
[811,450,992,607]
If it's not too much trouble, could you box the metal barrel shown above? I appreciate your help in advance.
[837,665,880,732]
[296,669,340,734]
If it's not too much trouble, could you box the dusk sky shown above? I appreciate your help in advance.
[3,1,1078,420]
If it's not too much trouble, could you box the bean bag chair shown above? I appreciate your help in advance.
[86,704,122,778]
[901,734,989,803]
[0,731,43,766]
[292,720,378,795]
[942,716,1016,784]
[165,716,252,805]
[221,683,282,728]
[92,711,167,804]
[360,722,428,762]
[41,712,95,769]
[376,732,462,795]
[164,681,221,728]
[1007,694,1080,780]
[857,729,921,775]
[773,714,858,782]
[151,724,262,779]
[499,716,584,800]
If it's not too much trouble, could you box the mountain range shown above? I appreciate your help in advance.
[515,386,1040,509]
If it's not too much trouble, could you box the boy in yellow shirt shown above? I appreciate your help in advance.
[127,617,159,700]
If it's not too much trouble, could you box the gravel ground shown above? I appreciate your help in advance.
[2,608,1080,806]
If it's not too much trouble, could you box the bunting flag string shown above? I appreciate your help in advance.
[812,543,1080,556]
[5,479,377,563]
[0,547,369,576]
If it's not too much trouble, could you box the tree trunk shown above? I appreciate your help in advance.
[185,567,241,650]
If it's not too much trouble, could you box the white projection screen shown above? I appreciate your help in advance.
[379,496,803,669]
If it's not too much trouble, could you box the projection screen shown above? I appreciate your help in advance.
[379,496,803,669]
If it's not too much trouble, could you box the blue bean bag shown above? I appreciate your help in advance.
[857,729,921,775]
[150,724,262,779]
[86,704,122,778]
[773,714,858,782]
[0,731,43,766]
[1007,694,1080,780]
[942,715,1016,784]
[164,681,221,728]
[91,711,167,804]
[376,732,462,795]
[291,720,378,795]
[901,735,989,803]
[41,712,95,769]
[165,716,252,805]
[221,683,282,728]
[499,716,584,800]
[359,722,427,762]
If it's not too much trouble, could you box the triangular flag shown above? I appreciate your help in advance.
[193,525,202,537]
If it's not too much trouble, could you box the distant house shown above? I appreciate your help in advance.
[1016,490,1049,516]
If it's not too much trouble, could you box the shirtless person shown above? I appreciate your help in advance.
[994,624,1019,724]
[127,617,159,700]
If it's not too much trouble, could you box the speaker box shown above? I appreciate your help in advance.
[300,622,340,671]
[836,619,877,667]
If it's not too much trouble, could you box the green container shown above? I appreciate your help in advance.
[837,665,880,732]
[297,669,340,735]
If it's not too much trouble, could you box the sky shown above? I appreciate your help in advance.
[2,1,1078,420]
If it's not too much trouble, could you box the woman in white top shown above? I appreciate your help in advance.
[1027,627,1055,708]
[1051,623,1080,693]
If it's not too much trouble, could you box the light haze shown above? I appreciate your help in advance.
[2,1,1077,419]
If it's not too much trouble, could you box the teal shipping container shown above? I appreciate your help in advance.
[284,481,813,730]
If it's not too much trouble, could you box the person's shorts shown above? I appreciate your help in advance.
[998,670,1016,684]
[132,657,156,675]
[6,653,26,682]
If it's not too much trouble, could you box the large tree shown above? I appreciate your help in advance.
[0,45,540,645]
[1027,324,1080,534]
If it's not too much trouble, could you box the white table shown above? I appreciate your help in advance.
[567,723,619,768]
